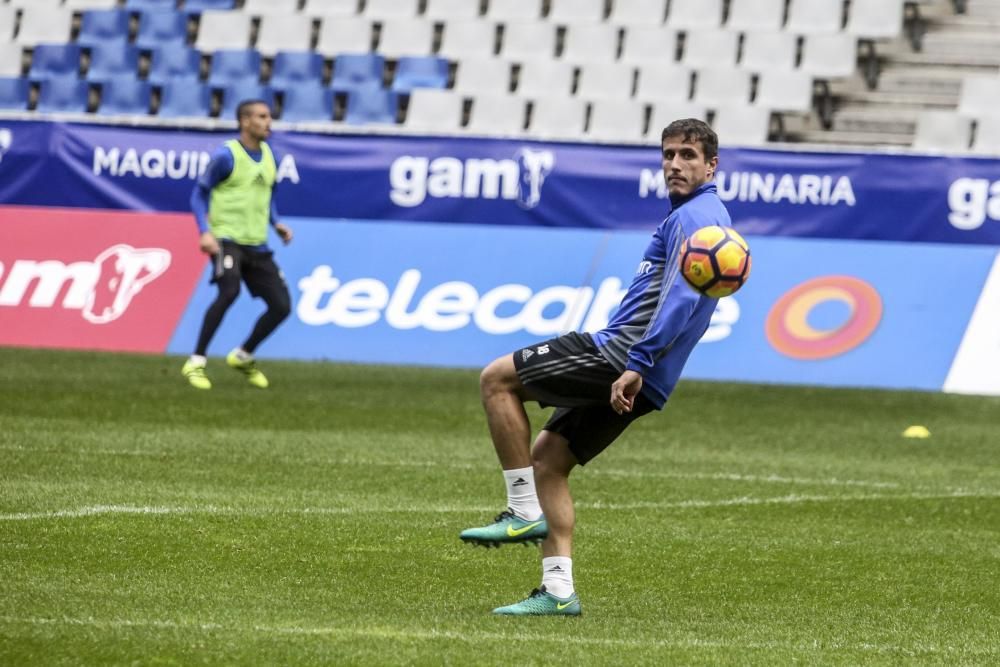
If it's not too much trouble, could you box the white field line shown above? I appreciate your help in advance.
[2,490,998,522]
[0,614,969,657]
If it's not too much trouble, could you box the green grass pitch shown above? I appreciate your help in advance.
[1,347,998,665]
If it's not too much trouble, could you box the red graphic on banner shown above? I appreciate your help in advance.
[0,206,204,353]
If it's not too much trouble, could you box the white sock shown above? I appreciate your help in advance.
[189,354,207,366]
[503,466,542,521]
[542,557,574,598]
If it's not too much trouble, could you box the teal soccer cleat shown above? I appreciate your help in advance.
[492,586,581,616]
[459,510,548,548]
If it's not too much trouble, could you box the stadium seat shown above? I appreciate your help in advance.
[786,0,844,35]
[302,0,359,17]
[527,96,587,140]
[15,8,74,46]
[184,0,236,15]
[845,0,905,40]
[28,44,83,83]
[972,116,1000,156]
[499,21,557,60]
[911,111,972,152]
[647,101,709,137]
[712,105,773,146]
[465,93,526,134]
[576,62,635,100]
[437,20,498,60]
[279,83,334,122]
[269,51,325,92]
[147,45,202,86]
[315,16,374,56]
[77,9,131,49]
[424,0,483,21]
[362,0,419,21]
[207,49,262,88]
[219,81,275,118]
[390,56,449,93]
[957,74,1000,118]
[242,0,299,15]
[754,70,814,113]
[692,67,752,106]
[255,14,315,57]
[515,60,575,97]
[560,24,620,63]
[547,0,607,25]
[487,0,544,22]
[330,52,385,93]
[195,10,252,52]
[619,26,679,66]
[586,99,647,142]
[799,34,857,78]
[0,76,30,111]
[97,75,152,115]
[404,88,464,132]
[0,43,26,78]
[135,10,189,51]
[634,64,693,102]
[86,43,141,84]
[36,77,91,113]
[680,30,738,69]
[0,5,16,43]
[157,80,212,117]
[665,0,723,30]
[452,57,513,95]
[608,0,668,27]
[726,0,786,32]
[126,0,179,9]
[343,83,398,125]
[740,31,798,72]
[66,0,122,8]
[376,19,436,59]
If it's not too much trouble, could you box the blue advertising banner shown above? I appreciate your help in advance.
[3,119,1000,245]
[167,218,997,392]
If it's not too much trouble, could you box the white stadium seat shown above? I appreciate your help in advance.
[316,16,374,56]
[547,0,607,25]
[681,29,739,69]
[242,0,300,15]
[255,14,315,57]
[487,0,544,22]
[666,0,724,31]
[911,111,972,152]
[560,23,620,63]
[693,68,752,107]
[635,65,693,102]
[363,0,420,21]
[424,0,484,21]
[712,105,773,146]
[576,62,636,100]
[620,25,679,65]
[647,101,709,138]
[452,58,513,95]
[499,21,557,60]
[376,19,436,58]
[845,0,905,40]
[466,93,527,135]
[528,96,588,140]
[15,8,74,46]
[726,0,786,32]
[609,0,668,27]
[972,116,1000,156]
[303,0,359,17]
[786,0,844,35]
[587,99,647,142]
[799,34,857,79]
[438,20,498,59]
[957,75,1000,118]
[196,11,252,52]
[754,70,814,113]
[404,88,465,132]
[516,60,575,97]
[740,31,798,72]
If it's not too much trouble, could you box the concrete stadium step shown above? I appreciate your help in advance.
[793,128,913,147]
[831,106,922,135]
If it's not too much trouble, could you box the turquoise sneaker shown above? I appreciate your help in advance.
[460,510,547,548]
[493,586,581,616]
[226,350,269,388]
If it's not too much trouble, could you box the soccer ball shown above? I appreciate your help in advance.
[679,225,751,298]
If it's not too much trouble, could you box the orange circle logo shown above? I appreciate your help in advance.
[766,276,882,360]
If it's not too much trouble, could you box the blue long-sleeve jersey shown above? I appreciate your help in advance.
[190,143,280,250]
[590,182,731,409]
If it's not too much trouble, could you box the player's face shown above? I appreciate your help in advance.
[241,104,272,141]
[662,136,718,198]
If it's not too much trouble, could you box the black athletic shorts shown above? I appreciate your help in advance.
[513,331,656,465]
[212,240,289,301]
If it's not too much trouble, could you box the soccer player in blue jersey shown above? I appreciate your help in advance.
[460,118,733,616]
[181,100,293,390]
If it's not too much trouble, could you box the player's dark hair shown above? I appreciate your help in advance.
[236,99,270,122]
[661,119,718,161]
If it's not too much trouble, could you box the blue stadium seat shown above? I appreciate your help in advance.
[280,84,334,122]
[135,9,188,51]
[0,76,30,110]
[77,9,131,49]
[184,0,235,15]
[207,48,262,88]
[157,79,211,117]
[148,45,201,86]
[390,55,449,93]
[28,43,82,82]
[98,75,152,115]
[344,83,398,125]
[36,77,91,113]
[126,0,179,9]
[269,50,324,92]
[86,43,140,84]
[330,52,384,94]
[219,80,275,118]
